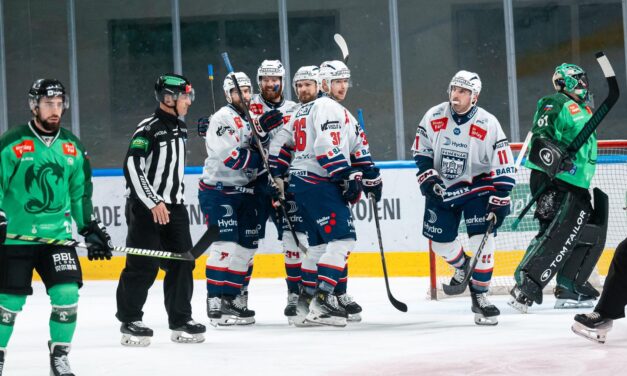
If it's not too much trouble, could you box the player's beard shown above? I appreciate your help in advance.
[262,87,281,103]
[298,92,316,104]
[38,115,61,133]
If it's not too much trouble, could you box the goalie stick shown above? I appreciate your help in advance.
[7,233,195,261]
[221,52,307,255]
[512,51,620,230]
[442,216,496,296]
[358,108,407,312]
[334,34,349,63]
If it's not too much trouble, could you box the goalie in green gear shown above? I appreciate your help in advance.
[509,63,608,313]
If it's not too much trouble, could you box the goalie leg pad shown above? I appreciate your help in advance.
[516,191,592,304]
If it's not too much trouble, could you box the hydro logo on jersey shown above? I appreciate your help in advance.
[440,148,468,179]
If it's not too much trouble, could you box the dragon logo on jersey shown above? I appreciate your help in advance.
[23,162,65,214]
[440,148,467,180]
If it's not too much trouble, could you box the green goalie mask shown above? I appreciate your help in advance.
[552,63,589,101]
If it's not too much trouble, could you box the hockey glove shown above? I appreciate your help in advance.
[486,191,511,224]
[197,116,211,138]
[80,219,113,261]
[0,209,6,244]
[332,168,363,205]
[417,169,445,203]
[362,166,382,202]
[256,109,284,137]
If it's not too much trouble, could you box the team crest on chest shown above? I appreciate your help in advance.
[440,148,468,179]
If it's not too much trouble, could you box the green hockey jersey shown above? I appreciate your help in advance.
[525,93,597,188]
[0,122,94,245]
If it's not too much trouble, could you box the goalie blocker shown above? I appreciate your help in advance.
[512,176,608,309]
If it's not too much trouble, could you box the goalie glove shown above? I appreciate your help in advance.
[417,169,445,203]
[79,219,113,261]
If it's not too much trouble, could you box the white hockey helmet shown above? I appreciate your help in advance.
[292,65,320,95]
[223,72,252,103]
[319,60,351,91]
[257,59,286,94]
[448,70,482,104]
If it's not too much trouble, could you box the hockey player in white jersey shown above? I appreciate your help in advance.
[197,72,269,326]
[269,61,381,326]
[412,70,515,325]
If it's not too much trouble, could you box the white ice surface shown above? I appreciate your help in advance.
[4,277,627,376]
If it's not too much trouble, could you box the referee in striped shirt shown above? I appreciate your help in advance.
[115,74,205,345]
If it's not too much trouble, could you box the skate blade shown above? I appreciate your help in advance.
[474,313,498,326]
[507,298,529,314]
[554,299,595,309]
[290,314,322,327]
[212,315,255,327]
[305,312,347,327]
[171,331,205,344]
[571,322,607,344]
[121,334,151,347]
[347,313,362,323]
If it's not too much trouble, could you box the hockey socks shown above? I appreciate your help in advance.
[48,283,79,344]
[0,294,26,347]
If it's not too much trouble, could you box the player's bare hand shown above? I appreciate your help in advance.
[151,202,170,225]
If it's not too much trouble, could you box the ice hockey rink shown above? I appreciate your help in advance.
[4,277,626,376]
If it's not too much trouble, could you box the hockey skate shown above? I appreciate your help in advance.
[471,291,500,325]
[49,341,74,376]
[120,321,153,347]
[207,296,223,327]
[233,291,255,325]
[572,312,613,344]
[508,286,533,314]
[554,283,599,309]
[290,292,321,327]
[284,292,299,321]
[214,295,255,326]
[171,320,206,344]
[305,290,347,327]
[337,293,362,322]
[0,348,5,376]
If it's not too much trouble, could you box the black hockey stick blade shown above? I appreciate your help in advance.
[7,233,195,261]
[442,217,495,295]
[567,52,619,153]
[370,195,407,312]
[190,226,220,258]
[334,33,349,63]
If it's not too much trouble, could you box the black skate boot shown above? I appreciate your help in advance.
[508,285,533,314]
[284,292,299,318]
[554,282,600,309]
[305,290,348,327]
[471,291,500,326]
[572,312,613,344]
[0,348,5,376]
[120,321,153,347]
[171,320,206,343]
[234,290,255,319]
[219,294,256,326]
[207,296,223,327]
[49,341,74,376]
[337,293,362,322]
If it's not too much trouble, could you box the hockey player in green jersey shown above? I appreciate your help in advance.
[0,79,113,376]
[509,63,608,313]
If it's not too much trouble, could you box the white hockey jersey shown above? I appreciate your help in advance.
[412,102,515,202]
[201,104,263,187]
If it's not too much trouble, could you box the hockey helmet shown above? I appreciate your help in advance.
[28,78,69,111]
[552,63,588,101]
[223,72,252,104]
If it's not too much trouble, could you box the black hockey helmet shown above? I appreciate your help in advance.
[28,78,69,111]
[154,73,195,103]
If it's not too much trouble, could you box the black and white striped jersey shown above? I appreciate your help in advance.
[123,107,188,209]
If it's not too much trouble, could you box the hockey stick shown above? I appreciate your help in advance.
[207,64,217,114]
[334,34,349,63]
[190,225,220,259]
[442,216,495,295]
[515,131,532,170]
[370,194,408,312]
[221,52,307,255]
[6,233,195,261]
[511,51,619,230]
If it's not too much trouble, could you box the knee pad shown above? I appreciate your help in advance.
[207,241,237,269]
[0,294,27,326]
[48,283,79,324]
[283,232,308,265]
[302,244,325,273]
[319,238,355,267]
[229,245,254,273]
[432,239,463,263]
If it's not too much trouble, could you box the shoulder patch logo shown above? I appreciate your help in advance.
[543,104,553,112]
[13,140,35,158]
[568,103,581,115]
[469,124,486,140]
[130,137,149,151]
[250,103,264,116]
[234,117,243,129]
[62,142,76,156]
[430,117,448,132]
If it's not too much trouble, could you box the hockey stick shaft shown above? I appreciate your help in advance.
[370,194,408,312]
[7,233,195,261]
[207,64,217,113]
[221,52,307,255]
[442,217,495,295]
